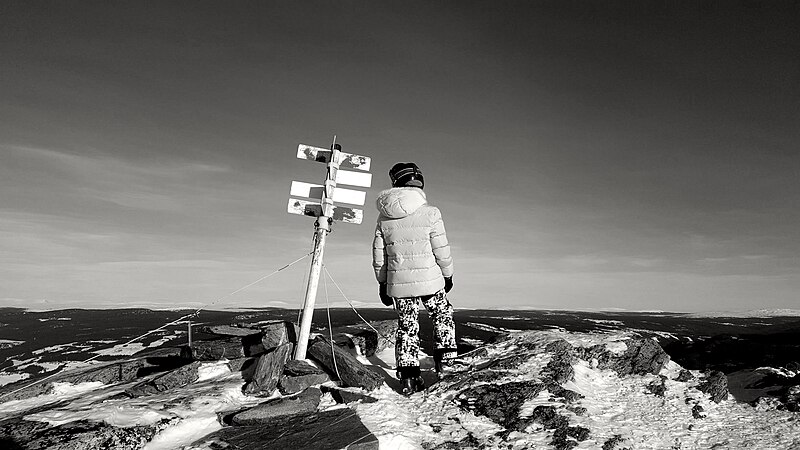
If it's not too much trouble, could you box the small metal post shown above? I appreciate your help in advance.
[187,320,192,349]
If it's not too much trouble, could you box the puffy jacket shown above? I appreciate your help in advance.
[372,187,453,298]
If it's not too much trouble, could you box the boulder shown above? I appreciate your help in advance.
[243,343,291,396]
[284,359,324,376]
[279,373,331,395]
[232,387,322,425]
[200,407,378,450]
[125,361,203,397]
[261,321,297,351]
[577,338,670,377]
[184,337,247,360]
[307,337,383,391]
[698,371,729,403]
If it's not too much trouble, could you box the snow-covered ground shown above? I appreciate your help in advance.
[1,329,798,449]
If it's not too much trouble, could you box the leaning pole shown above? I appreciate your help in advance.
[287,138,372,360]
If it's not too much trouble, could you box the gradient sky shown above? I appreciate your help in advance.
[1,1,798,312]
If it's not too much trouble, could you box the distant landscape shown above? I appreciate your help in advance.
[2,307,799,402]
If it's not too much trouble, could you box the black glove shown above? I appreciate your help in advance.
[444,276,453,293]
[379,283,393,306]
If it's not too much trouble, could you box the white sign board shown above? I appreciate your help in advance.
[287,198,363,224]
[290,181,366,206]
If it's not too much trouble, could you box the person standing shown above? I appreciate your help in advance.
[372,162,456,395]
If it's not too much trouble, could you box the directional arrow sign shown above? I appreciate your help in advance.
[335,169,372,188]
[290,181,367,206]
[297,144,371,171]
[287,198,363,224]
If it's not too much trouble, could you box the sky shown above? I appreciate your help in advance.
[1,1,798,313]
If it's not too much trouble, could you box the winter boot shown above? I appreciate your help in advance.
[398,366,425,396]
[434,349,459,380]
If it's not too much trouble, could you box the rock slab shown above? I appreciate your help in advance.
[202,407,377,450]
[232,387,322,426]
[243,344,291,396]
[307,337,383,391]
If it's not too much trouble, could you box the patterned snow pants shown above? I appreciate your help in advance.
[395,290,457,369]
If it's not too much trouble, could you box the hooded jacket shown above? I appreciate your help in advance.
[372,187,453,298]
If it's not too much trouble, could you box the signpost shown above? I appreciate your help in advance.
[288,138,372,360]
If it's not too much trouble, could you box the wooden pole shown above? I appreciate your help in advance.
[294,138,340,360]
[293,217,330,360]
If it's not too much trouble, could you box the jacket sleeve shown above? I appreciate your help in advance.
[430,208,454,277]
[372,223,387,283]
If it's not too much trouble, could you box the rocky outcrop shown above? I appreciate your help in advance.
[697,370,729,403]
[0,417,176,450]
[0,354,187,403]
[577,338,670,377]
[456,381,545,429]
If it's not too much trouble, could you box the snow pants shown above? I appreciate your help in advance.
[395,290,457,373]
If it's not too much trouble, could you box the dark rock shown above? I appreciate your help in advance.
[232,387,322,425]
[226,357,254,373]
[491,353,534,370]
[321,386,379,404]
[200,325,261,337]
[243,343,291,396]
[261,321,295,351]
[351,320,398,355]
[543,340,576,385]
[307,337,383,391]
[692,404,706,419]
[429,433,482,449]
[185,337,253,360]
[602,434,627,450]
[125,361,203,397]
[698,371,729,403]
[567,406,588,416]
[199,407,378,450]
[614,339,670,376]
[646,376,668,397]
[781,385,800,412]
[552,425,591,450]
[546,339,574,354]
[549,385,584,403]
[577,338,670,377]
[431,368,506,394]
[279,373,331,395]
[676,369,695,382]
[284,359,324,376]
[0,418,176,450]
[530,405,568,430]
[332,328,379,358]
[456,381,545,429]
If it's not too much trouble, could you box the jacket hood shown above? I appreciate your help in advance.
[376,187,427,219]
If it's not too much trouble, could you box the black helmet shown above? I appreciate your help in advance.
[389,162,424,189]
